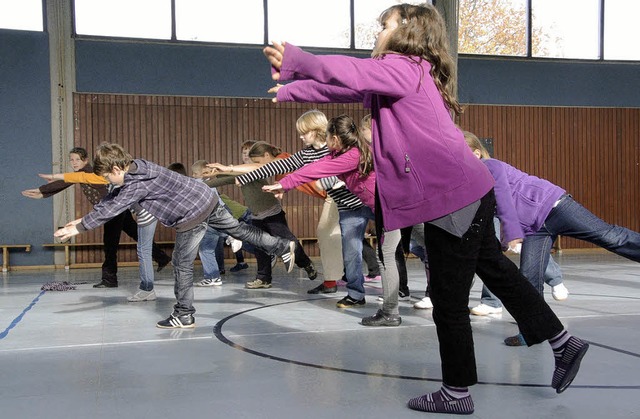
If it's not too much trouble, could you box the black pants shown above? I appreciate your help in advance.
[252,210,311,283]
[102,211,170,282]
[424,190,563,387]
[361,239,380,276]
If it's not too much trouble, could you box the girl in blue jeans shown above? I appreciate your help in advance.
[464,130,640,346]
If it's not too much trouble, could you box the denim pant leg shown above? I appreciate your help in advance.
[206,205,290,257]
[520,229,555,295]
[546,196,640,262]
[544,256,563,287]
[198,227,221,280]
[338,207,373,300]
[172,223,208,317]
[137,219,158,291]
[251,218,274,283]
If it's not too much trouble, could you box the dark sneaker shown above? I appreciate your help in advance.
[303,263,318,280]
[361,309,402,326]
[93,280,118,288]
[307,283,337,294]
[336,295,365,308]
[230,263,249,272]
[280,241,296,273]
[504,333,527,346]
[156,313,195,329]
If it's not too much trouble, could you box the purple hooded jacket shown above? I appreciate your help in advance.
[274,44,494,231]
[483,158,565,244]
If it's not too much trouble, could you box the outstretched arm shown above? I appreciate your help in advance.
[22,189,44,199]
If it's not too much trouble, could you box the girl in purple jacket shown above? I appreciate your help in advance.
[464,131,640,343]
[263,3,588,414]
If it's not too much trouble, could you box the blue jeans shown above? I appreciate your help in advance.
[171,203,292,317]
[137,219,158,291]
[199,226,222,280]
[338,206,375,300]
[521,194,640,294]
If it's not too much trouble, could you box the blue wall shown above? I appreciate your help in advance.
[2,33,639,267]
[0,30,52,266]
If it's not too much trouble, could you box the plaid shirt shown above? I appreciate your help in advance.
[81,159,216,233]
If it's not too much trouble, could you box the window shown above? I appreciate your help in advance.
[604,0,640,60]
[532,0,600,59]
[0,0,43,31]
[267,0,350,48]
[459,0,528,57]
[175,0,264,44]
[75,0,171,39]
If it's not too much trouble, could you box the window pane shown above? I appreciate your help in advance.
[268,0,350,48]
[604,0,640,61]
[0,0,43,31]
[459,0,527,56]
[532,0,600,59]
[354,0,425,51]
[176,0,264,44]
[75,0,171,39]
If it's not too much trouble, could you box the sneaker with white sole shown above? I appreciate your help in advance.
[470,303,503,316]
[245,279,272,289]
[156,313,195,329]
[196,278,222,287]
[552,283,569,301]
[413,296,433,309]
[127,289,157,302]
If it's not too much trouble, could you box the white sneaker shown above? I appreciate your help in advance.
[227,237,243,253]
[552,283,569,301]
[196,278,222,287]
[470,303,503,316]
[413,297,433,309]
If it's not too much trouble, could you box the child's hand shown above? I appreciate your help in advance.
[267,84,283,103]
[207,163,230,173]
[22,189,44,199]
[38,173,60,183]
[54,223,80,241]
[262,183,284,200]
[263,41,286,81]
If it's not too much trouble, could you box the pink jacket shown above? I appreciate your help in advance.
[277,147,376,210]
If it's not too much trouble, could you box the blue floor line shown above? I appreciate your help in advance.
[0,290,45,340]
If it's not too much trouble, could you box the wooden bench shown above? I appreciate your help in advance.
[1,244,32,272]
[43,241,175,270]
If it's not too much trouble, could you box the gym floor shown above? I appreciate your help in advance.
[1,251,638,418]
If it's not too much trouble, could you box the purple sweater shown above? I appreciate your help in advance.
[277,147,376,210]
[483,158,565,242]
[275,44,494,230]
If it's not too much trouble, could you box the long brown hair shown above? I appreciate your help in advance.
[326,114,373,177]
[377,3,461,115]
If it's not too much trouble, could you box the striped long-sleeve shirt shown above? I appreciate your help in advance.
[236,144,364,211]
